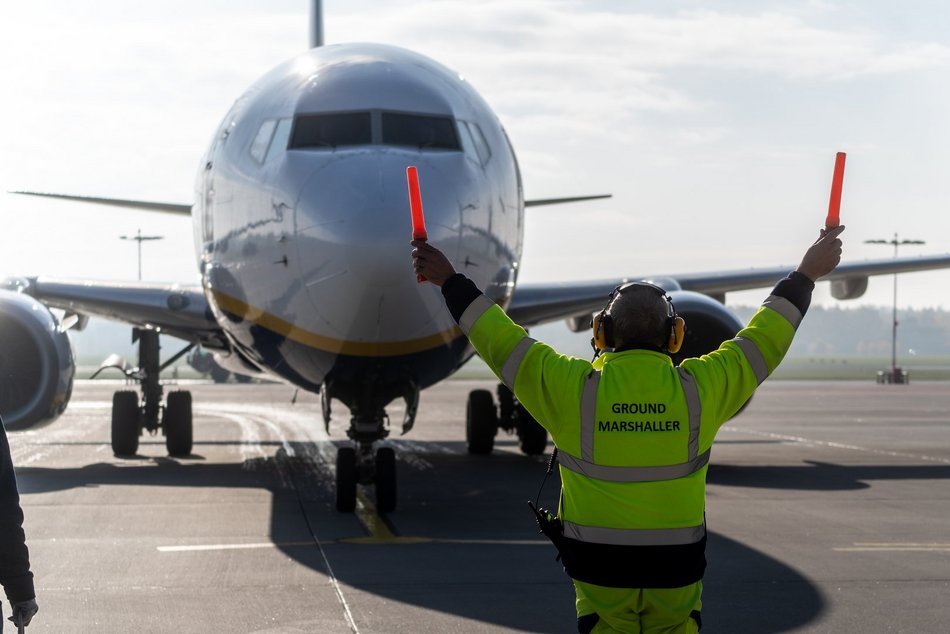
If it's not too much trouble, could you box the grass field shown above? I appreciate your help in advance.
[769,356,950,380]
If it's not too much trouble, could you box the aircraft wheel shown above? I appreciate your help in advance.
[516,406,548,455]
[375,447,397,513]
[466,389,497,454]
[164,390,193,457]
[336,447,358,512]
[111,390,140,456]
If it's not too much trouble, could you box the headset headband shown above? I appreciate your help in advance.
[609,282,676,320]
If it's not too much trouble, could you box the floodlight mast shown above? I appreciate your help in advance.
[119,229,164,281]
[864,233,925,383]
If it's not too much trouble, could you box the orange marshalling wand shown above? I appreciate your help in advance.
[407,166,428,282]
[826,152,846,229]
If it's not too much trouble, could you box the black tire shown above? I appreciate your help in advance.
[375,447,397,513]
[516,406,548,455]
[111,391,140,456]
[336,447,358,512]
[466,389,497,454]
[164,390,193,457]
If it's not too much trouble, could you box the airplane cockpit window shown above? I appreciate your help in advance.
[467,122,492,165]
[381,113,460,150]
[266,118,293,162]
[290,112,372,149]
[249,119,277,163]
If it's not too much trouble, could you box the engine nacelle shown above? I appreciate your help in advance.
[0,289,75,429]
[667,290,745,365]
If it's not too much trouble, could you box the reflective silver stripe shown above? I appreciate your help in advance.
[762,295,803,329]
[501,336,536,390]
[557,448,710,483]
[734,336,769,385]
[580,371,601,462]
[562,521,706,546]
[676,368,702,460]
[459,294,496,335]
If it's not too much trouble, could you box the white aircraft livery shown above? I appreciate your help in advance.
[5,3,950,512]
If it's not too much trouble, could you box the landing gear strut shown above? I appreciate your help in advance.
[325,380,413,513]
[333,410,399,513]
[109,328,194,457]
[465,384,548,455]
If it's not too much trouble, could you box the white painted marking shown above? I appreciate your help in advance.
[835,543,950,552]
[721,427,950,465]
[158,537,550,551]
[158,541,314,552]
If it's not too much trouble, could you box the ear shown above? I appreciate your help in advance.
[667,316,686,354]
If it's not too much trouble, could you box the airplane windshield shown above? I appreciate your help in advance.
[288,111,461,151]
[290,112,372,149]
[381,112,460,150]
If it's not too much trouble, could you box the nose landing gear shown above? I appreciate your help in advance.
[334,419,398,514]
[324,379,416,514]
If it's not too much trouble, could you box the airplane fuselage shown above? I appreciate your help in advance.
[194,44,523,411]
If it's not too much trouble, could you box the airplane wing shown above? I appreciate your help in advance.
[5,277,225,348]
[14,190,613,213]
[11,191,192,215]
[507,253,950,327]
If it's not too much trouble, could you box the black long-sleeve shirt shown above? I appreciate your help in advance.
[0,418,34,603]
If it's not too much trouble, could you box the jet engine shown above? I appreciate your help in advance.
[0,289,75,430]
[667,290,746,364]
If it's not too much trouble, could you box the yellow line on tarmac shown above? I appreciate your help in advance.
[345,489,432,545]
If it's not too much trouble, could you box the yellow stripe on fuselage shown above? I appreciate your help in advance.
[211,289,462,357]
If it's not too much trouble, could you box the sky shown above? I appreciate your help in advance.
[2,0,950,310]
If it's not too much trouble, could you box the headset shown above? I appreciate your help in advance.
[591,282,686,355]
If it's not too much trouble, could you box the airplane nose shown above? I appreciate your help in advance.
[292,153,463,345]
[295,153,459,285]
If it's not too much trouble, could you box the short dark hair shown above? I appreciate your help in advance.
[608,286,670,349]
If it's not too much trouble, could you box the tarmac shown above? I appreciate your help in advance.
[6,378,950,633]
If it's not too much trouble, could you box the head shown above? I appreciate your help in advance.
[591,283,685,354]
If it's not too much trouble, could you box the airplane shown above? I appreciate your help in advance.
[4,1,950,514]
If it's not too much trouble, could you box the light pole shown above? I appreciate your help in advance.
[864,233,925,383]
[120,229,164,281]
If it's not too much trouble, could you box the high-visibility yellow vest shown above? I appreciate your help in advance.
[459,293,802,587]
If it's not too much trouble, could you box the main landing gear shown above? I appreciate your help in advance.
[466,384,547,455]
[107,328,194,457]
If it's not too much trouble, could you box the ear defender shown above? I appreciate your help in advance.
[667,315,686,354]
[591,313,612,351]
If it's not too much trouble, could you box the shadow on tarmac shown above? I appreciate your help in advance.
[13,439,853,632]
[709,460,950,491]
